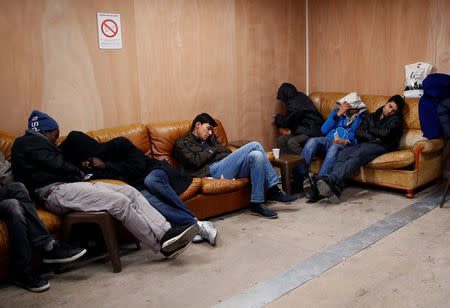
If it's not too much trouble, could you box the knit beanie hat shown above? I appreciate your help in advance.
[28,110,59,132]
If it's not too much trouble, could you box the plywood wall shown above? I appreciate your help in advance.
[0,0,306,149]
[309,0,450,95]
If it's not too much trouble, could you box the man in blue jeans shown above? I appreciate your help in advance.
[59,131,217,245]
[310,95,405,203]
[173,113,297,219]
[293,93,367,202]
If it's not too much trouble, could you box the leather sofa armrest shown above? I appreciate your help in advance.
[412,138,444,154]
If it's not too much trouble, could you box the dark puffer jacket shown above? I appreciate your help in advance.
[274,83,324,137]
[11,130,82,191]
[355,106,403,152]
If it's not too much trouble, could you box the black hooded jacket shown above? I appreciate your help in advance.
[355,106,403,152]
[11,130,82,192]
[274,83,324,137]
[59,131,192,194]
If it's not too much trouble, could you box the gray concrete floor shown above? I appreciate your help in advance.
[0,183,448,308]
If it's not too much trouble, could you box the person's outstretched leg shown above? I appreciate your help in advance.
[294,137,331,196]
[318,143,347,176]
[139,188,196,226]
[144,169,196,220]
[144,169,217,245]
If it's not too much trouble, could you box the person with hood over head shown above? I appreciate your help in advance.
[293,92,367,201]
[274,83,324,155]
[310,95,405,204]
[59,131,218,246]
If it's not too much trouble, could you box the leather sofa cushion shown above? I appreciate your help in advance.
[179,177,202,201]
[201,178,250,195]
[87,123,151,153]
[146,120,192,166]
[366,150,415,169]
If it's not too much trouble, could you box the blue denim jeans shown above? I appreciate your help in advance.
[295,137,346,180]
[209,141,278,203]
[140,169,197,226]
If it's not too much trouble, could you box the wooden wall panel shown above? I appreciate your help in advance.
[0,0,305,149]
[235,0,306,148]
[309,0,449,96]
[0,0,140,136]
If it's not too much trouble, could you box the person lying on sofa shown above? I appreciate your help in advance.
[292,92,367,202]
[274,83,324,155]
[173,113,298,219]
[11,110,199,260]
[58,131,218,246]
[309,95,405,203]
[0,151,86,292]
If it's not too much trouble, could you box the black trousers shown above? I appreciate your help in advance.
[0,182,53,276]
[327,142,388,192]
[276,134,309,155]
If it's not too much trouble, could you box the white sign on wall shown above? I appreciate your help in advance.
[97,13,122,49]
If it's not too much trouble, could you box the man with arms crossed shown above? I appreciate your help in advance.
[174,113,297,219]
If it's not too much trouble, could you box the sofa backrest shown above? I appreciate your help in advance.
[147,119,228,166]
[0,130,15,160]
[309,92,420,129]
[87,123,151,154]
[309,92,425,149]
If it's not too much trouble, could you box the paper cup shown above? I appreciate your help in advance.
[272,148,280,159]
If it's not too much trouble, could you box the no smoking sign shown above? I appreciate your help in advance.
[97,13,122,49]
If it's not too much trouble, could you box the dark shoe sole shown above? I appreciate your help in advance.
[266,197,298,204]
[249,211,278,219]
[317,180,340,204]
[162,224,199,252]
[14,280,50,292]
[43,248,87,264]
[165,242,191,259]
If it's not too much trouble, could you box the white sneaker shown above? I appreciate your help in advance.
[192,234,204,243]
[197,221,218,246]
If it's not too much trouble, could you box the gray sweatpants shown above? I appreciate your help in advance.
[44,182,171,253]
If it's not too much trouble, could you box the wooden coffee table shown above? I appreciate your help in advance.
[272,153,306,195]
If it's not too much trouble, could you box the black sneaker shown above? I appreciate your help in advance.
[160,223,199,253]
[249,204,278,219]
[306,173,322,203]
[14,272,50,292]
[43,241,87,264]
[317,177,341,204]
[161,242,191,259]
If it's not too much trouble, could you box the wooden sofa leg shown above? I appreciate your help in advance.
[98,215,122,273]
[406,189,414,198]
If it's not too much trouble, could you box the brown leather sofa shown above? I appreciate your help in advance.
[0,118,271,280]
[290,92,444,198]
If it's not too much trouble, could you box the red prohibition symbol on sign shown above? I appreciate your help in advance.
[101,19,118,38]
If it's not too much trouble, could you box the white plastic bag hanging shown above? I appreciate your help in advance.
[404,62,432,98]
